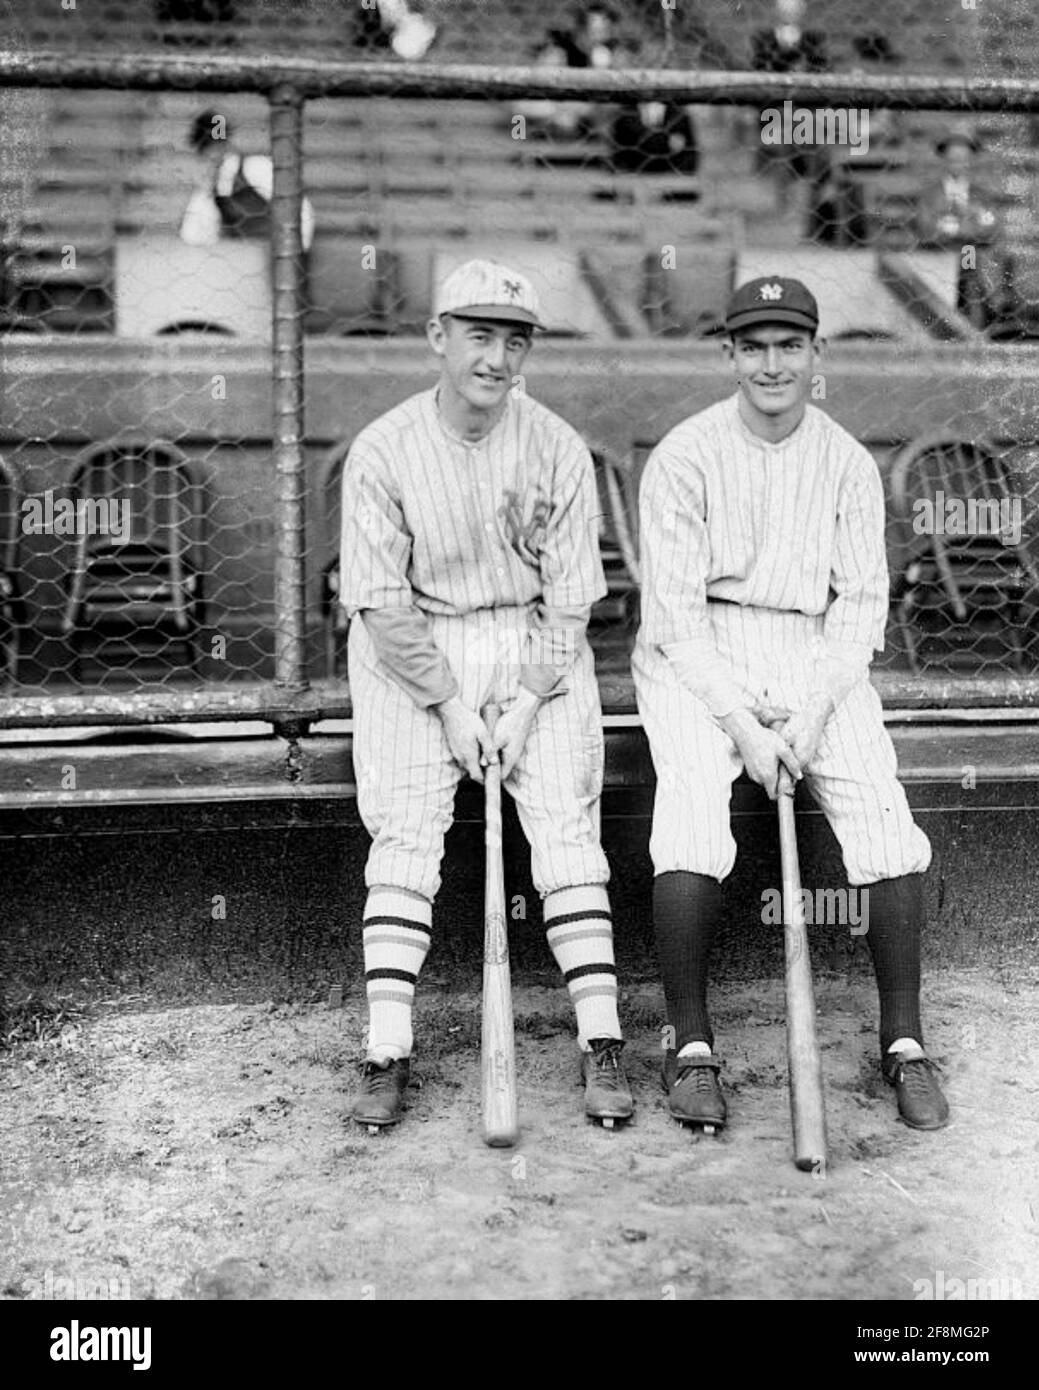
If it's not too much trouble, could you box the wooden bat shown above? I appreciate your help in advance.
[480,704,518,1148]
[777,766,828,1174]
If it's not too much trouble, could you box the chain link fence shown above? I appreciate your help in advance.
[1,0,1039,727]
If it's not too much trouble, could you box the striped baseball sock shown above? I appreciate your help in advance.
[544,884,621,1050]
[362,885,432,1062]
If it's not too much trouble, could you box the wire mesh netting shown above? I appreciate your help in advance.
[1,0,1038,707]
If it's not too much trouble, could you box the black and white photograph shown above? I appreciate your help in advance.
[0,0,1036,1340]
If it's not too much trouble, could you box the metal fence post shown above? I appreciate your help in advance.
[269,81,308,698]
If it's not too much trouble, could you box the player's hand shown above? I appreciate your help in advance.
[753,702,793,729]
[774,693,834,772]
[721,709,802,801]
[741,724,803,800]
[434,696,497,784]
[489,687,542,779]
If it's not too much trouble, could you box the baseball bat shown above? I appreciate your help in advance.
[480,704,518,1148]
[777,766,828,1174]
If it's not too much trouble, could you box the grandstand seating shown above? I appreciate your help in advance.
[5,49,1037,340]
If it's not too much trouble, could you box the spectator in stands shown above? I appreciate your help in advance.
[511,38,586,141]
[800,28,905,247]
[751,0,829,214]
[850,31,904,152]
[347,0,437,61]
[751,0,827,75]
[179,111,315,252]
[512,5,618,145]
[915,130,1006,327]
[551,4,618,70]
[608,70,699,177]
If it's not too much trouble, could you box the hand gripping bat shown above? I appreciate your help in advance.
[777,765,828,1174]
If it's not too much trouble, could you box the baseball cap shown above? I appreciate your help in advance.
[434,259,544,330]
[725,276,819,335]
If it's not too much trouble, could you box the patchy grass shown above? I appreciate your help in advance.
[0,993,90,1050]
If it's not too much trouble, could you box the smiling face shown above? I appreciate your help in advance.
[427,314,533,417]
[725,323,820,436]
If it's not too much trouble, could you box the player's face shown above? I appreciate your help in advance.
[428,315,533,413]
[726,325,818,423]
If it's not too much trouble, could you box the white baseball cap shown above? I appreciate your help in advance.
[434,259,543,330]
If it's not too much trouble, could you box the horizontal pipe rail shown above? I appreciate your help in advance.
[1,674,1038,730]
[2,52,1038,110]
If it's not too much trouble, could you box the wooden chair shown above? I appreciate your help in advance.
[889,433,1039,674]
[62,439,204,676]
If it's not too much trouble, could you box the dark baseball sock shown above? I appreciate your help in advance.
[863,872,925,1057]
[653,870,722,1053]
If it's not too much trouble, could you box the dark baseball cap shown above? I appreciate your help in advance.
[725,276,819,335]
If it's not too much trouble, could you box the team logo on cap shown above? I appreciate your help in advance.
[759,282,784,301]
[502,278,523,301]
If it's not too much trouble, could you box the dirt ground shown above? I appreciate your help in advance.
[1,969,1037,1303]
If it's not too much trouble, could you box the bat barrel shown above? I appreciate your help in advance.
[481,702,518,1147]
[777,772,828,1174]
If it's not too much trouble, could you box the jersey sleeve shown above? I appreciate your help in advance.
[519,601,592,700]
[339,439,414,616]
[360,606,459,708]
[823,448,889,655]
[638,434,749,717]
[538,432,608,609]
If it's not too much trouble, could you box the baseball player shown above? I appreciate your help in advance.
[633,275,949,1133]
[339,258,633,1130]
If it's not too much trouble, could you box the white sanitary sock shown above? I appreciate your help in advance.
[887,1036,924,1059]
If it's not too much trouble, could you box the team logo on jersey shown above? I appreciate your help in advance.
[499,490,550,562]
[759,282,784,301]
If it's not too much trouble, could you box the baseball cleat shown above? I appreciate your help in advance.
[351,1056,411,1131]
[662,1050,727,1133]
[883,1051,949,1130]
[582,1038,634,1125]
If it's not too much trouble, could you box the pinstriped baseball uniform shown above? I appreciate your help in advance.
[342,384,609,900]
[633,391,931,887]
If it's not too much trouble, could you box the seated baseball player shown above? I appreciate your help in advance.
[339,258,634,1131]
[633,275,949,1134]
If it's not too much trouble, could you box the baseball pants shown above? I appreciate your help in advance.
[633,604,932,886]
[350,604,609,900]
